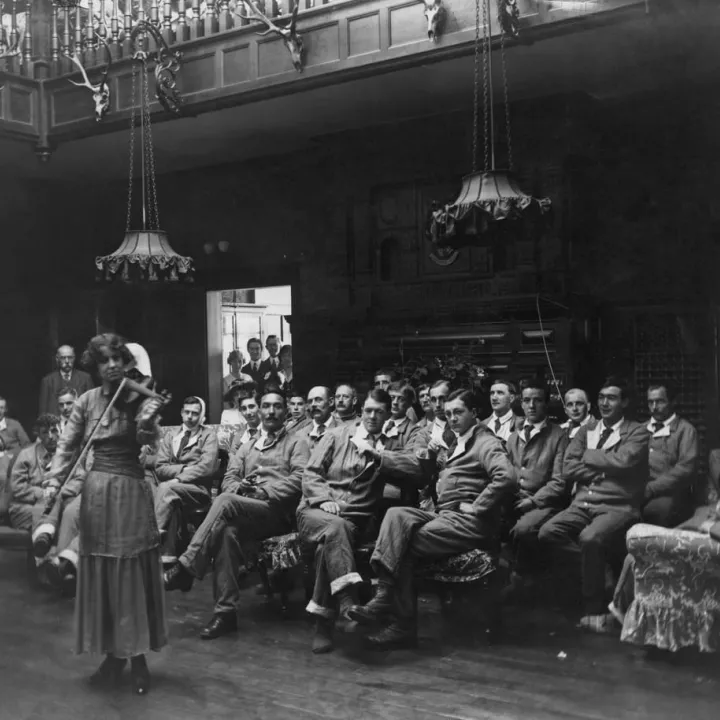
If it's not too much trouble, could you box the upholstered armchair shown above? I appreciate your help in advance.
[621,523,720,652]
[620,450,720,652]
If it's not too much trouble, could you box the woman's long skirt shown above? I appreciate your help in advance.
[74,467,168,658]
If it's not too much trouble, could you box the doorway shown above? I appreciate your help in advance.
[206,285,293,422]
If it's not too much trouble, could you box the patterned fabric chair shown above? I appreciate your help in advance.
[415,547,504,643]
[621,523,720,653]
[254,532,305,616]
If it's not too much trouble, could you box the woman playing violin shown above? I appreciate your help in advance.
[46,333,168,695]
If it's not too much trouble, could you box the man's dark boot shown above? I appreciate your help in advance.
[366,622,417,652]
[200,613,238,640]
[347,582,394,625]
[335,586,360,633]
[33,533,53,559]
[164,561,194,593]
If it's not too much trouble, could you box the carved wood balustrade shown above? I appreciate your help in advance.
[0,0,652,157]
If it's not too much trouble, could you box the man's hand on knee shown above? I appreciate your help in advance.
[320,502,340,515]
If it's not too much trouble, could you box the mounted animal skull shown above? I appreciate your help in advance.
[64,38,112,122]
[423,0,444,43]
[241,0,304,73]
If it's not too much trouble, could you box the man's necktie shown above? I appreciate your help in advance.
[316,422,326,437]
[178,430,192,456]
[494,417,502,434]
[442,425,456,448]
[384,420,396,436]
[652,422,664,434]
[265,431,276,444]
[524,425,533,443]
[596,426,613,449]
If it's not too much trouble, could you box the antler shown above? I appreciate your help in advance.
[241,0,305,72]
[63,37,112,122]
[242,0,285,37]
[66,52,98,92]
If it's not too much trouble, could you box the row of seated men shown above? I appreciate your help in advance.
[5,373,704,654]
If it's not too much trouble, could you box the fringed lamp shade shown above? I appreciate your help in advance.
[428,170,552,247]
[95,230,195,283]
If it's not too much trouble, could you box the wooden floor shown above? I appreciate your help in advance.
[1,549,718,720]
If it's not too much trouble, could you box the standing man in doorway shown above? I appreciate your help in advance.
[39,345,94,415]
[242,339,266,388]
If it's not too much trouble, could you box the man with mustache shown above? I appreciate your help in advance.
[164,392,310,640]
[39,345,94,416]
[298,386,338,449]
[333,384,359,425]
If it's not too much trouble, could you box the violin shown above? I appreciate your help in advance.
[116,374,172,425]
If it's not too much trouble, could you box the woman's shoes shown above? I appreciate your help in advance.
[130,655,151,695]
[88,654,151,695]
[88,655,127,689]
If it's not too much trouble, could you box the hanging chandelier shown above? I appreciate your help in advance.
[96,31,193,283]
[427,0,551,265]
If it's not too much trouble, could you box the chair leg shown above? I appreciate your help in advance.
[257,561,274,600]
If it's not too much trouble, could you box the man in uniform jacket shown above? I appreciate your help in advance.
[0,396,30,457]
[348,389,516,650]
[298,389,402,653]
[164,391,310,640]
[297,386,339,449]
[642,382,698,527]
[505,382,569,590]
[539,376,649,632]
[39,345,94,415]
[153,396,219,563]
[9,414,59,532]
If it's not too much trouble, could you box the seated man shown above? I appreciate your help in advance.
[482,380,523,442]
[381,381,420,506]
[298,389,424,654]
[286,391,310,434]
[32,454,89,595]
[348,389,516,650]
[229,393,262,454]
[373,369,418,424]
[56,387,78,435]
[9,414,59,532]
[560,388,597,439]
[298,386,339,449]
[0,395,30,457]
[164,392,310,640]
[415,384,434,430]
[505,381,569,591]
[538,376,649,632]
[154,396,219,564]
[642,381,698,527]
[333,384,360,425]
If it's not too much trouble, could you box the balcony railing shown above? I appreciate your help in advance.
[1,0,320,77]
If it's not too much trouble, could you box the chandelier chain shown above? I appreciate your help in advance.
[142,60,160,231]
[124,61,138,234]
[481,0,489,174]
[472,0,480,174]
[500,23,513,170]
